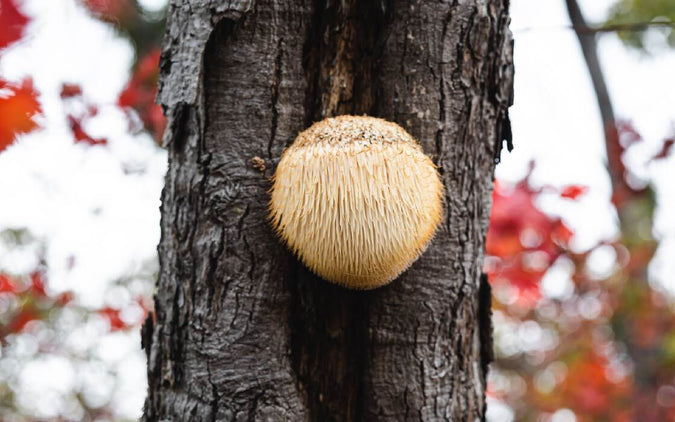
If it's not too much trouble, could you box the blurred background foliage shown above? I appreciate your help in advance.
[0,0,674,420]
[0,0,164,419]
[607,0,675,49]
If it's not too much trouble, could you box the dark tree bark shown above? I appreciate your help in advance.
[143,0,513,420]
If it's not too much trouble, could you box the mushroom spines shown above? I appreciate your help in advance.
[269,115,443,289]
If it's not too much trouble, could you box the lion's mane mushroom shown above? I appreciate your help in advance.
[269,115,443,289]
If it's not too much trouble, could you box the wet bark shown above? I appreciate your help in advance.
[143,0,513,420]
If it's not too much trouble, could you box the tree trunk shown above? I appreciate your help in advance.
[143,0,513,420]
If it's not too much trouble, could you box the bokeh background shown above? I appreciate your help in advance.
[0,0,674,420]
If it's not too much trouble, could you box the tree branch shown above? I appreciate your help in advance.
[582,21,675,34]
[565,0,622,193]
[514,21,675,36]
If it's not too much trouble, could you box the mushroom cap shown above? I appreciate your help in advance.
[269,115,443,289]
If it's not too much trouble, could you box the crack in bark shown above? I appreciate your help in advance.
[291,1,390,420]
[268,39,283,160]
[205,226,225,314]
[301,0,326,127]
[478,273,493,419]
[206,362,220,422]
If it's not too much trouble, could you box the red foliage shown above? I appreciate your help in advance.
[5,308,39,333]
[0,273,18,293]
[0,270,76,341]
[560,350,631,421]
[98,306,127,331]
[60,83,107,145]
[0,78,41,152]
[490,126,675,421]
[486,178,574,298]
[98,296,150,332]
[29,270,46,296]
[55,291,74,306]
[0,0,29,51]
[59,83,83,99]
[68,115,106,145]
[652,138,674,161]
[118,48,166,142]
[0,4,40,153]
[560,185,588,200]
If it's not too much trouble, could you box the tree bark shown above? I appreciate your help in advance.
[143,0,513,420]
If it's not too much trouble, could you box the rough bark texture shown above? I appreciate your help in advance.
[143,0,513,420]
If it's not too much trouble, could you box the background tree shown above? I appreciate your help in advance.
[142,0,513,420]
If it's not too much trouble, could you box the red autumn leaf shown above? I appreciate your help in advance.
[0,78,41,152]
[59,83,83,99]
[6,308,38,333]
[60,84,107,146]
[29,271,46,296]
[0,273,18,293]
[0,0,29,52]
[98,307,127,331]
[560,185,588,200]
[56,291,74,306]
[68,115,106,145]
[488,257,547,297]
[118,48,166,142]
[487,181,546,255]
[552,220,574,245]
[652,138,674,161]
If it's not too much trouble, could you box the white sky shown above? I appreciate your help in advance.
[0,0,673,419]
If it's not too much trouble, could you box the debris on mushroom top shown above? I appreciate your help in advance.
[293,115,417,147]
